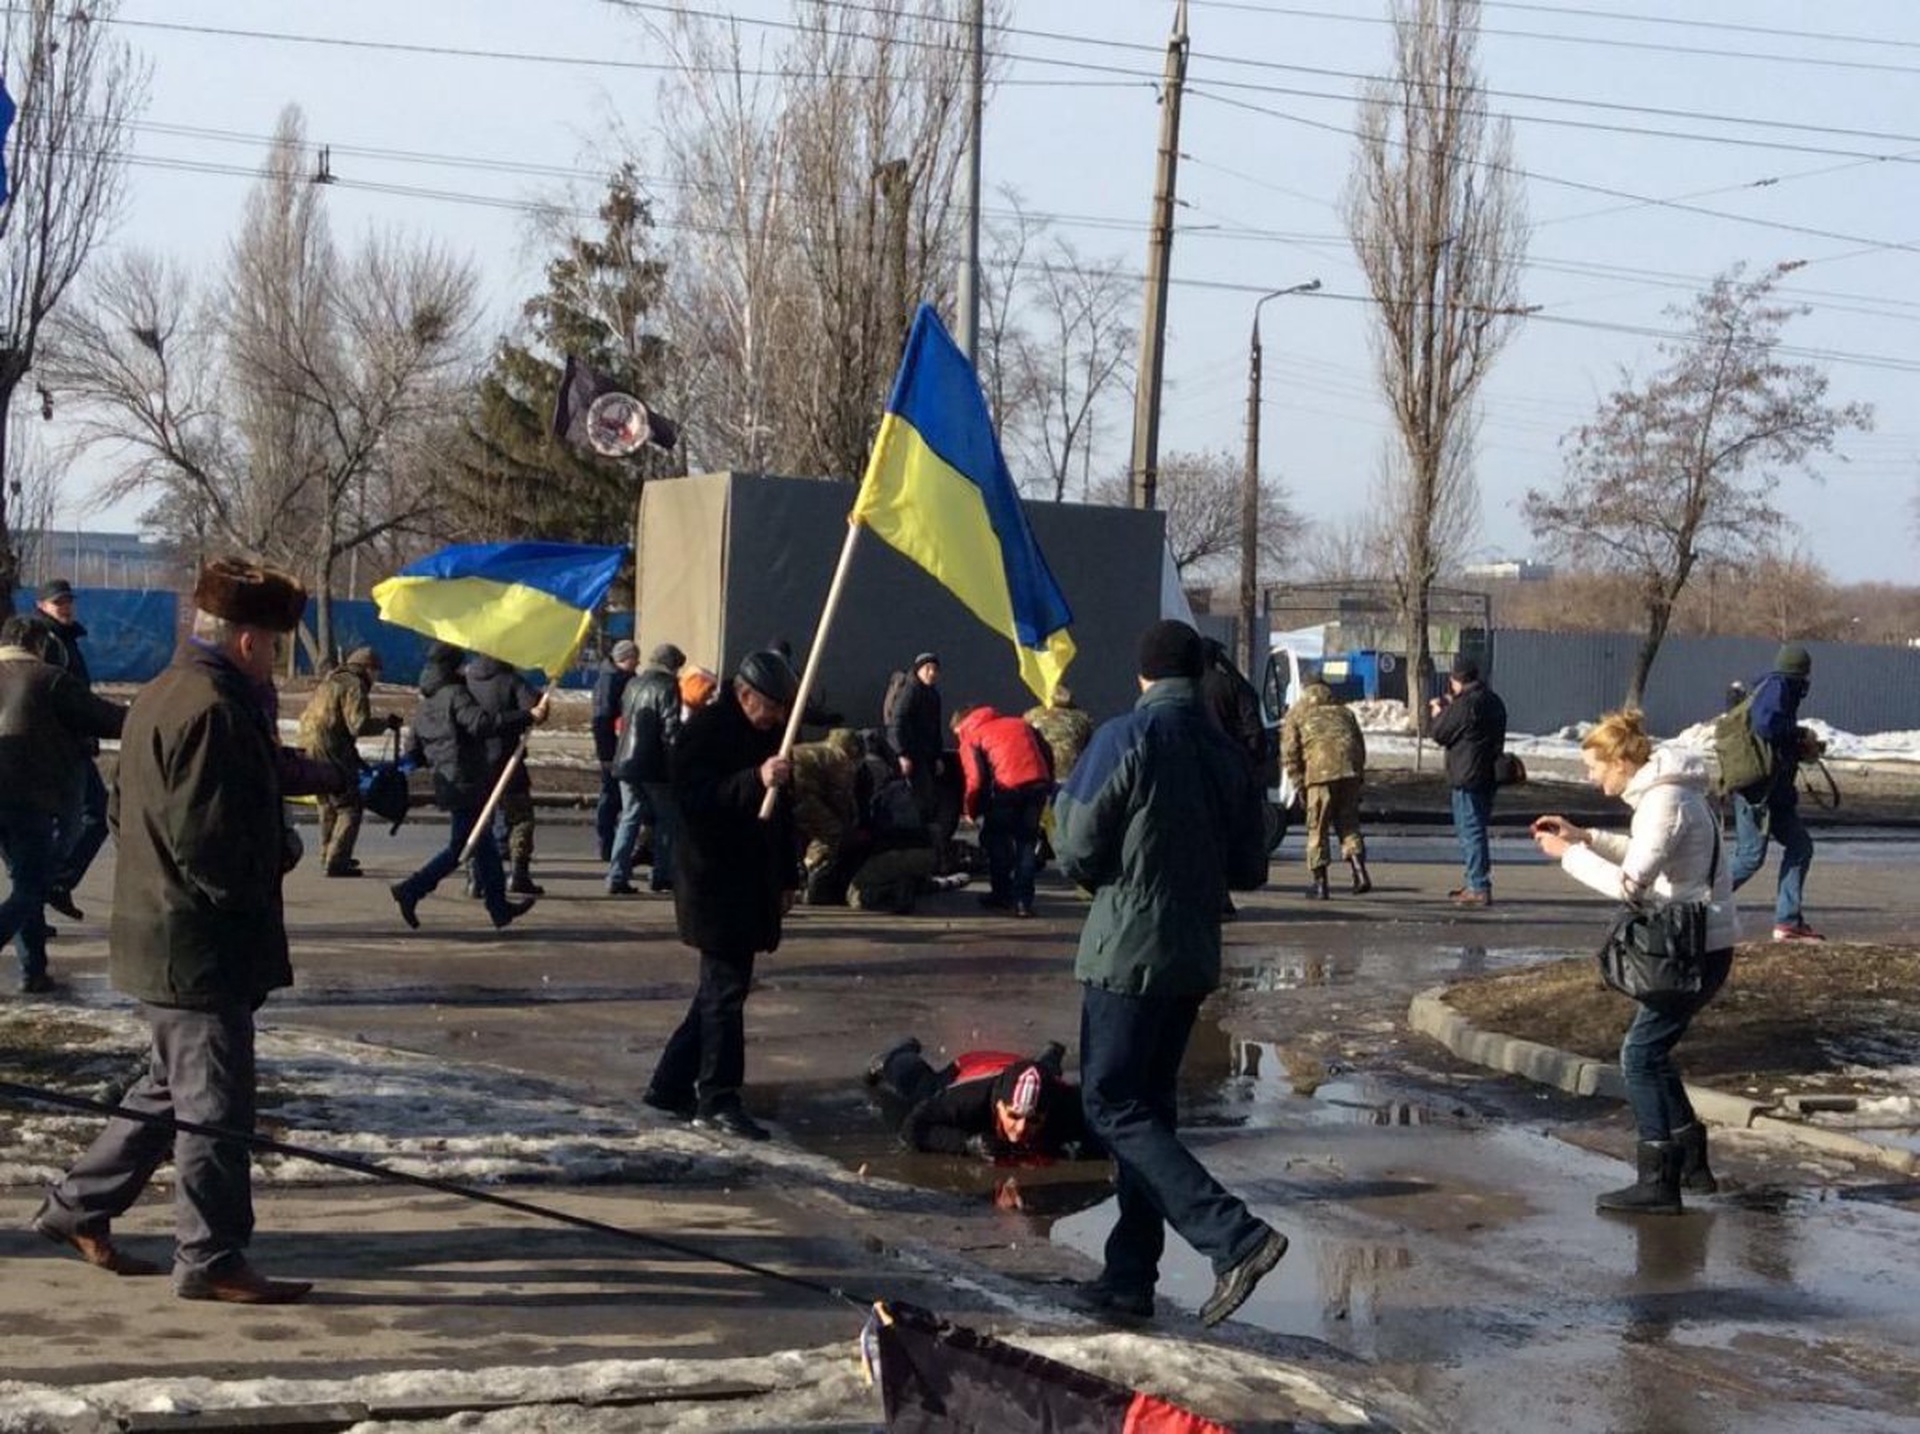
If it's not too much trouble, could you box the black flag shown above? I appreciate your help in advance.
[552,355,678,457]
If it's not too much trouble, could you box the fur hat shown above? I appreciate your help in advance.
[193,558,306,633]
[736,649,799,708]
[1137,619,1204,681]
[1775,643,1813,679]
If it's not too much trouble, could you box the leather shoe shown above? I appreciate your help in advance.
[33,1210,164,1277]
[1072,1277,1154,1323]
[491,897,536,929]
[693,1106,772,1142]
[641,1088,695,1122]
[21,971,58,995]
[46,888,83,921]
[175,1259,312,1305]
[390,883,420,929]
[1199,1226,1288,1327]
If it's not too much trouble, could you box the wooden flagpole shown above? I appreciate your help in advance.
[759,518,865,820]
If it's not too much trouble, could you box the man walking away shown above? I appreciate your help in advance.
[1281,677,1369,899]
[608,642,686,895]
[297,646,399,877]
[643,651,798,1141]
[1731,643,1821,941]
[33,558,340,1303]
[1429,654,1507,908]
[953,704,1053,918]
[1054,619,1286,1328]
[591,640,641,861]
[390,644,548,930]
[0,616,126,992]
[25,578,108,922]
[465,655,544,896]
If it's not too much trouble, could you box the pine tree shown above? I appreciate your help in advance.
[454,167,674,543]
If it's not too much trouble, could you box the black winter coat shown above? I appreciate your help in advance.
[26,612,99,754]
[465,656,537,795]
[0,646,125,813]
[886,676,944,764]
[1430,681,1508,792]
[590,659,633,762]
[613,662,682,784]
[408,655,533,809]
[670,690,797,955]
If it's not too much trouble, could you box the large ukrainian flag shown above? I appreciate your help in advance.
[852,304,1075,701]
[371,542,626,678]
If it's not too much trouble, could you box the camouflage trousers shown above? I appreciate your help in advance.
[1303,776,1366,873]
[496,792,536,867]
[850,846,937,915]
[319,792,364,873]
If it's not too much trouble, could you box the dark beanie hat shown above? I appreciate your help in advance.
[913,651,940,670]
[992,1061,1046,1118]
[736,649,799,707]
[649,642,687,672]
[36,577,73,602]
[1137,619,1204,681]
[1775,642,1812,678]
[193,558,307,633]
[1450,652,1480,682]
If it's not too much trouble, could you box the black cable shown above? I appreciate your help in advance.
[0,1078,872,1313]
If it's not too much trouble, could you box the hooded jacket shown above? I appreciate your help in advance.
[407,651,533,809]
[1559,744,1737,953]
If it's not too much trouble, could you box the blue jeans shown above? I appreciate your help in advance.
[1078,984,1268,1294]
[608,781,675,890]
[1620,949,1733,1141]
[396,806,509,922]
[1450,785,1493,893]
[54,761,109,893]
[982,785,1047,907]
[0,803,56,980]
[1731,787,1812,925]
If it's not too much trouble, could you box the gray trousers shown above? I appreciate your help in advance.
[40,1001,257,1282]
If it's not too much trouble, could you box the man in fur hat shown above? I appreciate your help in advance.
[33,559,347,1304]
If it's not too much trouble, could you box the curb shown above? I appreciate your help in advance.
[1407,984,1920,1176]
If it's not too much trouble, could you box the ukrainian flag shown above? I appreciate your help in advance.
[852,304,1075,701]
[371,542,626,678]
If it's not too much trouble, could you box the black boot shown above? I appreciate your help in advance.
[1349,855,1372,894]
[1596,1140,1683,1216]
[1673,1123,1718,1195]
[1305,870,1331,900]
[507,863,545,897]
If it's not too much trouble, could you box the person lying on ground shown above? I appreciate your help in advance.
[865,1037,1102,1161]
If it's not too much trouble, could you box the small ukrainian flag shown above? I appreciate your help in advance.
[371,542,626,678]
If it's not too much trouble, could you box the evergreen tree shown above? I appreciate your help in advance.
[454,167,674,543]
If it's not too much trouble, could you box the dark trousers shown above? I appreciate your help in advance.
[1079,984,1267,1292]
[650,949,756,1116]
[982,785,1048,906]
[596,769,622,861]
[0,802,55,979]
[878,1045,952,1108]
[54,761,109,893]
[40,1001,257,1282]
[396,805,509,922]
[1621,948,1733,1141]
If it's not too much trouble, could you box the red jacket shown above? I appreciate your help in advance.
[954,707,1053,818]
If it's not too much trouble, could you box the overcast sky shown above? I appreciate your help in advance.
[58,0,1920,583]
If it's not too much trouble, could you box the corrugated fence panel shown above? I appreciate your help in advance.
[1493,631,1920,737]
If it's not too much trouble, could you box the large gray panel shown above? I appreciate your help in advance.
[719,473,1167,728]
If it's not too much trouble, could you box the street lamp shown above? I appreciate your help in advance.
[1242,278,1320,676]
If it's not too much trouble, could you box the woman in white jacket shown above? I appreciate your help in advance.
[1532,710,1736,1216]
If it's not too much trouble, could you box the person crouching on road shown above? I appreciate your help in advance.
[1532,709,1735,1216]
[641,651,799,1142]
[389,642,549,931]
[1054,618,1288,1328]
[33,558,344,1304]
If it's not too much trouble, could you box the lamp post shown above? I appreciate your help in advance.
[1242,278,1320,676]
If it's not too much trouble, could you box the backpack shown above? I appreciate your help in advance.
[1712,692,1772,796]
[882,669,913,731]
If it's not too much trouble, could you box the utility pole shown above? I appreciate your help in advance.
[955,0,984,362]
[1128,0,1189,511]
[1241,279,1319,675]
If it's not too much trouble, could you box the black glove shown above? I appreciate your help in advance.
[385,711,404,732]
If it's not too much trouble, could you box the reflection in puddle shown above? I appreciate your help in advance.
[1188,1029,1475,1131]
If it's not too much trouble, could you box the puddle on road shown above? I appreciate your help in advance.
[1219,943,1570,993]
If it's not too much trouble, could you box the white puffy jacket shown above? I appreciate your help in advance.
[1560,744,1739,952]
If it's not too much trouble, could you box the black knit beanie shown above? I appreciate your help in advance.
[1137,619,1204,681]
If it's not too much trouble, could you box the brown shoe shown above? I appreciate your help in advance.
[34,1214,165,1277]
[175,1259,313,1305]
[1450,888,1492,908]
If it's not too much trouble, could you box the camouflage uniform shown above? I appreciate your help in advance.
[296,654,387,874]
[1023,685,1094,784]
[849,845,935,914]
[790,730,862,895]
[1280,681,1367,874]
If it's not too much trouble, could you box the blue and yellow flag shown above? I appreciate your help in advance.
[851,304,1074,701]
[371,542,626,679]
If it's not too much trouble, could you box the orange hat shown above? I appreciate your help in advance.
[679,667,718,708]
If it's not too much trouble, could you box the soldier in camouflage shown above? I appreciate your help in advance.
[790,728,864,904]
[1022,684,1094,784]
[1280,679,1370,900]
[296,647,399,878]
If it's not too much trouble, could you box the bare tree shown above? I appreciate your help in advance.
[1524,263,1872,707]
[6,412,60,583]
[1021,236,1136,501]
[1093,449,1303,579]
[1344,0,1527,727]
[0,0,145,615]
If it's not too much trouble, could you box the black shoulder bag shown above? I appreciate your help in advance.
[1596,826,1720,1001]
